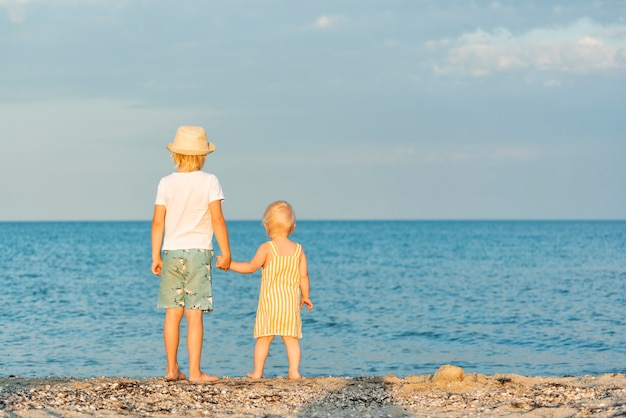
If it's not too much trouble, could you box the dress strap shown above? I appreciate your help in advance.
[268,241,280,257]
[293,243,302,258]
[268,241,300,257]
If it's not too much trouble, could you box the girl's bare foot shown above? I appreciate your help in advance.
[288,372,302,380]
[189,372,218,383]
[247,372,263,379]
[165,370,187,381]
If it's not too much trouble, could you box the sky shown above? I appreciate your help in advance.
[1,0,625,221]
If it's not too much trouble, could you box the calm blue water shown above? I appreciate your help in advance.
[0,221,624,379]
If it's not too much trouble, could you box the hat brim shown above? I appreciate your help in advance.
[166,142,216,156]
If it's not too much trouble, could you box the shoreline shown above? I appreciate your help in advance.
[1,366,625,417]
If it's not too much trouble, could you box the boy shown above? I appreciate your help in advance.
[151,125,231,382]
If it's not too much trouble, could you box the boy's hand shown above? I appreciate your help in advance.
[151,259,162,276]
[301,298,313,311]
[216,255,231,271]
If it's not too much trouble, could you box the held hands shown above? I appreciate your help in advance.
[215,255,231,271]
[301,298,314,311]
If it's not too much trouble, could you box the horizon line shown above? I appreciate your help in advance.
[1,218,625,223]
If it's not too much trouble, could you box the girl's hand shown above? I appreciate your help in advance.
[215,255,231,271]
[301,298,313,311]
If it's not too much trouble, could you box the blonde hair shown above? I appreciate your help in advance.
[263,201,296,237]
[172,153,206,172]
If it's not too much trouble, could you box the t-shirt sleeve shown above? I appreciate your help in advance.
[155,178,166,206]
[208,175,225,203]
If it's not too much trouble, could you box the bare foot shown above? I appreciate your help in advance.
[189,373,219,383]
[288,373,302,380]
[247,372,263,379]
[165,370,187,381]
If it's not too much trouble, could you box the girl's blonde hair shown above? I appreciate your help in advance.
[172,153,206,172]
[263,201,296,237]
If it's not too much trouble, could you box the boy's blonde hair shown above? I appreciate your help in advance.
[263,201,296,237]
[172,153,206,172]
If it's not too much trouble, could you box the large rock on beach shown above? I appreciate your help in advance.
[431,364,465,383]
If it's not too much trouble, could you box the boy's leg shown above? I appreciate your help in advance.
[164,307,186,380]
[186,309,218,382]
[282,336,301,380]
[248,336,273,378]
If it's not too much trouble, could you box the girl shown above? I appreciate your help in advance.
[223,201,313,379]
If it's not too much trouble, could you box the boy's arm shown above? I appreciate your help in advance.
[209,199,231,271]
[229,243,268,274]
[299,249,313,310]
[151,205,166,276]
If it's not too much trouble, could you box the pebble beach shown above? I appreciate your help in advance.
[1,366,625,417]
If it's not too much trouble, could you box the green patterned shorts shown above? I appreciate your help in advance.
[157,249,214,311]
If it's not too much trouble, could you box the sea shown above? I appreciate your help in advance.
[0,220,624,379]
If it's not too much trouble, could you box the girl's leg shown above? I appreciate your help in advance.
[185,309,218,382]
[164,307,186,380]
[282,336,301,379]
[248,336,273,378]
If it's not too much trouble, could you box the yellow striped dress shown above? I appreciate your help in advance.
[254,241,303,338]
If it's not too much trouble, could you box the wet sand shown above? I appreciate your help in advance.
[1,366,625,417]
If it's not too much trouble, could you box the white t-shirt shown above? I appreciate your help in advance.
[155,171,225,250]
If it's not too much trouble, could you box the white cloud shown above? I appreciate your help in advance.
[316,15,331,28]
[0,0,126,22]
[428,19,626,77]
[312,14,339,30]
[0,0,38,22]
[544,79,562,87]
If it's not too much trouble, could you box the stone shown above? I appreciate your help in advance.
[431,364,465,383]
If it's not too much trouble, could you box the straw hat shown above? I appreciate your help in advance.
[166,126,216,156]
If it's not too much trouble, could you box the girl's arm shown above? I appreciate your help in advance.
[299,249,313,310]
[151,205,166,276]
[209,199,231,271]
[229,242,269,274]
